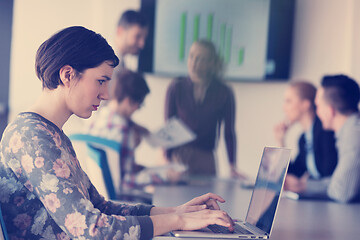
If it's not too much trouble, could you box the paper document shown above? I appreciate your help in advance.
[282,190,331,201]
[145,118,196,149]
[135,163,188,185]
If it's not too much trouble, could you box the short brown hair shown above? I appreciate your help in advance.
[117,10,148,29]
[35,26,118,90]
[111,69,150,104]
[321,74,360,114]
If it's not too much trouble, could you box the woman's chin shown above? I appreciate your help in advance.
[189,74,206,83]
[75,112,92,119]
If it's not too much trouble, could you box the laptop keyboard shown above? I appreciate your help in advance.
[208,224,253,235]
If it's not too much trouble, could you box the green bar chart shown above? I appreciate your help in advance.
[207,14,213,40]
[193,14,200,42]
[178,12,244,65]
[179,12,187,61]
[238,47,245,65]
[219,23,226,58]
[155,0,270,79]
[225,26,232,64]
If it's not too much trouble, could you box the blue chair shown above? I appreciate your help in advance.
[69,133,152,203]
[69,134,120,200]
[0,203,9,240]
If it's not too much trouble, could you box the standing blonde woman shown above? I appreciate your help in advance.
[165,40,242,178]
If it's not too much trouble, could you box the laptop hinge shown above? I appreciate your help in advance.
[244,222,268,236]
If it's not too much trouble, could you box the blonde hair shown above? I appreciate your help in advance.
[193,39,224,80]
[289,81,317,112]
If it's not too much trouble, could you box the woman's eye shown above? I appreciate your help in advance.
[98,80,106,85]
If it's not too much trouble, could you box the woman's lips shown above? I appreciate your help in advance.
[92,105,99,111]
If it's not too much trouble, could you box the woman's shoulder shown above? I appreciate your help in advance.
[209,80,234,99]
[4,112,43,133]
[2,112,62,144]
[212,79,231,90]
[18,112,59,132]
[11,112,52,125]
[1,112,69,162]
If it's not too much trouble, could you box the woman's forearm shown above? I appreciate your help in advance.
[150,206,176,215]
[150,213,181,236]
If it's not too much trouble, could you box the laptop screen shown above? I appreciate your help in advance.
[245,147,290,234]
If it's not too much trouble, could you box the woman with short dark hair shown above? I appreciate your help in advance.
[0,26,233,239]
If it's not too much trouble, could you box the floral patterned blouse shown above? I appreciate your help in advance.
[0,112,154,240]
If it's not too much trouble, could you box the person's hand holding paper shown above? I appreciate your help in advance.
[145,117,196,149]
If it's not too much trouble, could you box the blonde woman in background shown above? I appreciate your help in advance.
[274,81,337,192]
[165,40,244,179]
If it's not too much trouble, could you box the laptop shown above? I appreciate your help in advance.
[171,147,291,239]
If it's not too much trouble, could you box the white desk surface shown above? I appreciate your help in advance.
[153,178,360,240]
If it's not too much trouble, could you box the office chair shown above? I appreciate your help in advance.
[0,203,9,240]
[69,133,152,204]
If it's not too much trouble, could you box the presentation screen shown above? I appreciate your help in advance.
[139,0,295,81]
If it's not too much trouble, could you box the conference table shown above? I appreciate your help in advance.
[152,178,360,240]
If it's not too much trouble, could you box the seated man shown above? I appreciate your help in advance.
[286,74,360,203]
[85,70,181,194]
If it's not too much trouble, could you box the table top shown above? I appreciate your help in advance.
[153,178,360,240]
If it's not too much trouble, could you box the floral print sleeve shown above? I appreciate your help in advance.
[0,113,154,240]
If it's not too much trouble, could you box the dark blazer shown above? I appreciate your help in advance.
[287,117,338,178]
[165,77,236,164]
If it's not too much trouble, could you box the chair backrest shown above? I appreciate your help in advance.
[0,203,9,240]
[69,134,120,151]
[69,133,121,200]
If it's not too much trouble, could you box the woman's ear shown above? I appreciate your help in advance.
[59,65,75,88]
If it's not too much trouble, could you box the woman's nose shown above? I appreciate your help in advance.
[99,85,109,100]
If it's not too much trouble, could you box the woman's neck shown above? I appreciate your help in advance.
[192,75,212,87]
[28,89,71,130]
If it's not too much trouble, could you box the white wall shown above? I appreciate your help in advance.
[9,0,140,119]
[351,0,360,81]
[9,0,360,179]
[291,0,355,82]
